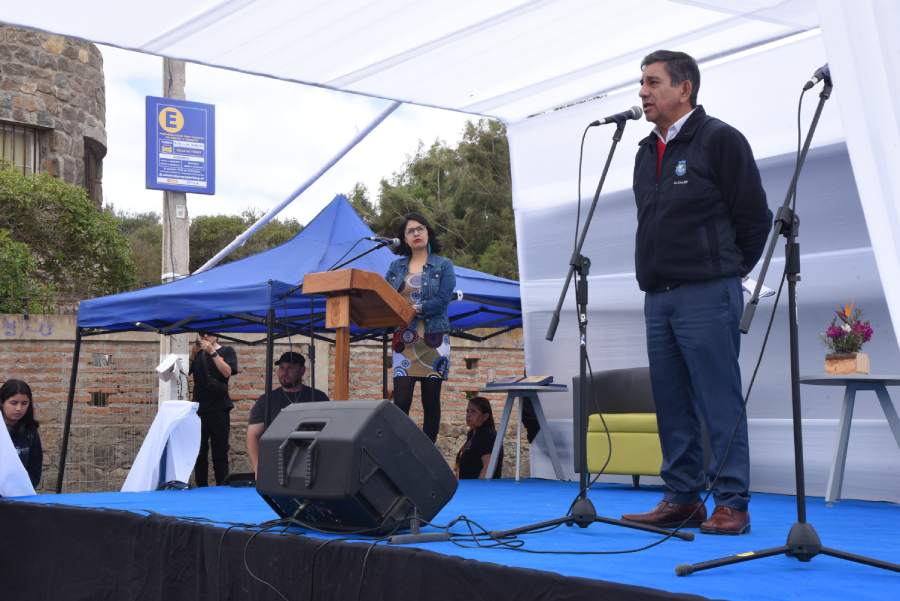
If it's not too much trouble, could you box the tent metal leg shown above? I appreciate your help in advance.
[308,297,316,392]
[382,332,389,400]
[56,327,82,493]
[263,308,275,425]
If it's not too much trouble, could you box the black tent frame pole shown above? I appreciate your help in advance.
[382,332,389,399]
[56,327,82,493]
[677,80,899,576]
[308,297,316,392]
[263,308,276,427]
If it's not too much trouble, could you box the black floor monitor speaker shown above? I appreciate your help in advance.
[256,400,457,534]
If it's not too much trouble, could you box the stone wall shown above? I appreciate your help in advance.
[0,25,106,203]
[1,315,526,492]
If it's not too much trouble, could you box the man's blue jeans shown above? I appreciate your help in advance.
[644,276,750,511]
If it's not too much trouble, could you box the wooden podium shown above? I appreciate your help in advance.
[303,269,415,400]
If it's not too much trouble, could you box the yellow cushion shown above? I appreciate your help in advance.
[586,412,662,475]
[588,412,658,434]
[587,432,663,475]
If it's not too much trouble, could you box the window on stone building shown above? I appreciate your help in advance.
[90,391,109,407]
[0,121,40,176]
[83,137,104,204]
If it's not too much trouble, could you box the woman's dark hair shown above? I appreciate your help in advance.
[1,379,38,429]
[393,211,442,256]
[468,396,495,431]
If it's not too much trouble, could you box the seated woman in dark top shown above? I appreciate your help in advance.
[2,379,42,487]
[455,396,502,479]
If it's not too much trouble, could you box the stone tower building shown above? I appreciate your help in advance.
[0,24,106,205]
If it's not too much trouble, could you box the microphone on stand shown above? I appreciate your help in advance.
[589,106,642,127]
[802,64,831,91]
[365,236,401,249]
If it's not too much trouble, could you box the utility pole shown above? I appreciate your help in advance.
[158,58,191,405]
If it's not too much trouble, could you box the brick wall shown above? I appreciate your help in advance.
[1,315,526,491]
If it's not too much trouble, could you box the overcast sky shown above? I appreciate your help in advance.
[100,45,475,225]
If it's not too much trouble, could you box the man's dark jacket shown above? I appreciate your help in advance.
[633,106,772,292]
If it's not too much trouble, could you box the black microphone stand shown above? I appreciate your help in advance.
[676,79,900,575]
[329,240,393,272]
[492,120,692,542]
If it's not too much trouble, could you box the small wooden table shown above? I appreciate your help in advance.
[479,384,567,481]
[799,374,900,503]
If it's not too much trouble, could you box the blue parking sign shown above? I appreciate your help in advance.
[146,96,215,194]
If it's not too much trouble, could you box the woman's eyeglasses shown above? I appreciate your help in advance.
[405,225,426,236]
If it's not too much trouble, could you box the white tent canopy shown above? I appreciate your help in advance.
[4,0,820,122]
[5,0,899,500]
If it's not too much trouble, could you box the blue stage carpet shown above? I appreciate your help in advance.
[17,479,899,600]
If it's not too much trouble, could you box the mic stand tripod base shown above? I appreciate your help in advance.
[490,494,694,542]
[676,520,899,576]
[388,510,451,545]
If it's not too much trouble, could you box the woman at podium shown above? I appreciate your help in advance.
[384,212,456,442]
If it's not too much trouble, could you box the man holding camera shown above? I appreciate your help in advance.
[189,331,239,486]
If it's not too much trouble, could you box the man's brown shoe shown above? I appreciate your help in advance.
[621,501,707,528]
[700,506,750,535]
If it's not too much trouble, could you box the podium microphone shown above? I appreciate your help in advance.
[590,106,642,127]
[365,236,400,249]
[802,63,831,91]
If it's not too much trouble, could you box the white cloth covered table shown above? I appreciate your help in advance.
[0,420,35,497]
[121,400,200,492]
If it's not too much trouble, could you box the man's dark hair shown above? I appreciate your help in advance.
[1,378,38,430]
[393,211,443,257]
[641,50,700,108]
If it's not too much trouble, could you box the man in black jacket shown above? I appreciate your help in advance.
[621,50,772,535]
[189,331,239,486]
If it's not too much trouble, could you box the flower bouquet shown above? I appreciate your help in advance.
[822,303,873,374]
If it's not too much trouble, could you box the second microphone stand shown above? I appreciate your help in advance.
[676,80,899,576]
[492,120,691,543]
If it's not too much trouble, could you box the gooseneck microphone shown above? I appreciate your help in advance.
[803,63,831,91]
[589,105,643,127]
[365,236,400,248]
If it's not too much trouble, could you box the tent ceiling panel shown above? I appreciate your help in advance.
[3,0,818,123]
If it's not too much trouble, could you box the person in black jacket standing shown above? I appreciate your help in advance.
[621,50,772,535]
[189,331,239,486]
[2,379,42,487]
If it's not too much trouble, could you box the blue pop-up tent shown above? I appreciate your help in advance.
[77,194,521,338]
[57,195,521,490]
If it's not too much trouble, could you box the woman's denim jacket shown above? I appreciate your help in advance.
[385,253,456,334]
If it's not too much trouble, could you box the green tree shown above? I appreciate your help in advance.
[188,210,303,272]
[348,182,377,226]
[364,119,517,279]
[0,165,137,306]
[0,229,56,313]
[114,210,162,287]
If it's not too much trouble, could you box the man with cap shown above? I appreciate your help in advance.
[246,351,329,474]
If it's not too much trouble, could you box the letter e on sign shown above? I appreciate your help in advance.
[159,107,184,133]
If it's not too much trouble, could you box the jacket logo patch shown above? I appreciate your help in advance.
[675,160,687,177]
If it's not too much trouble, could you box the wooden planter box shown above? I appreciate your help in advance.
[825,352,870,374]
